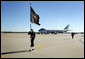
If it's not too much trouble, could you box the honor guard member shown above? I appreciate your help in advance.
[28,29,36,51]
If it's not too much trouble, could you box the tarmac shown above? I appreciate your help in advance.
[1,33,84,58]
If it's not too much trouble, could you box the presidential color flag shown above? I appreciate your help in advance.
[30,6,40,25]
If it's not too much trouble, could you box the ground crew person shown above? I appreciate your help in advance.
[71,32,75,39]
[28,29,36,51]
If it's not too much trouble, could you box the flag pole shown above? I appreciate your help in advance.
[30,1,32,30]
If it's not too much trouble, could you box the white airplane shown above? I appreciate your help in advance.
[38,24,70,34]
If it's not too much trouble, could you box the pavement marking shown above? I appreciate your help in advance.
[1,40,55,56]
[34,40,56,50]
[1,55,7,58]
[34,44,47,50]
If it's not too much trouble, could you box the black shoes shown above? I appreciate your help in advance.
[29,50,31,52]
[28,49,34,52]
[32,49,34,50]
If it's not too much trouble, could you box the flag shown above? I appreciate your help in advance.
[30,6,40,25]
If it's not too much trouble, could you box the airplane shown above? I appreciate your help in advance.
[38,24,70,34]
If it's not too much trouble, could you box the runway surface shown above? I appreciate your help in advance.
[1,33,84,58]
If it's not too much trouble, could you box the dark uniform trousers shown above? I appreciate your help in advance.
[30,37,35,47]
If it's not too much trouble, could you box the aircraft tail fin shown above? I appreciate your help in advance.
[63,24,70,33]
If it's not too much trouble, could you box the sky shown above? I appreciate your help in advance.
[1,1,84,32]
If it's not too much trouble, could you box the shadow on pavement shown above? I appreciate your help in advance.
[1,50,32,55]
